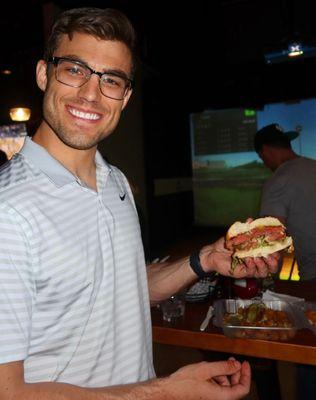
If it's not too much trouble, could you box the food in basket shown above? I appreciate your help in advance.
[223,302,293,327]
[223,302,295,340]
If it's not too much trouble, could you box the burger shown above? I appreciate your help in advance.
[225,217,293,271]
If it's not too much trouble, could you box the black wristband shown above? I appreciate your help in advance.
[189,250,217,279]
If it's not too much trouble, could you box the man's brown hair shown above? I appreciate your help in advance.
[44,7,138,77]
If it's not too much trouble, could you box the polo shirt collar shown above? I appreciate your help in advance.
[20,137,110,187]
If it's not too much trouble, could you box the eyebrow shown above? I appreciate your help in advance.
[58,54,131,80]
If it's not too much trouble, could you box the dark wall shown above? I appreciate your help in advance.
[141,72,194,257]
[0,3,44,126]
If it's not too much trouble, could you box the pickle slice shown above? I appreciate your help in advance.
[230,256,243,275]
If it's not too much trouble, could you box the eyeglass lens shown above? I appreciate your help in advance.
[55,59,130,100]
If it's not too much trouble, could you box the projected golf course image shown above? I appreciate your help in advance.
[193,160,271,226]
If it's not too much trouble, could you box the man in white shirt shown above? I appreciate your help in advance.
[0,7,280,400]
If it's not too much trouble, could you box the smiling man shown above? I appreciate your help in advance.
[0,7,280,400]
[35,30,133,190]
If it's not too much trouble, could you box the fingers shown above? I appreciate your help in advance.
[207,359,242,388]
[229,357,241,386]
[198,359,242,380]
[212,375,231,386]
[238,361,251,390]
[265,253,280,273]
[230,369,241,386]
[171,360,242,383]
[252,258,268,278]
[242,253,279,278]
[230,258,255,278]
[220,361,251,399]
[170,359,251,400]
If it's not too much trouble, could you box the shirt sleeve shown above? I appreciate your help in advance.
[259,172,291,219]
[0,204,34,363]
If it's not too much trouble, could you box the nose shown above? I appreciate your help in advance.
[77,73,101,102]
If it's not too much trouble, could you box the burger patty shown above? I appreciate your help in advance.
[226,226,286,251]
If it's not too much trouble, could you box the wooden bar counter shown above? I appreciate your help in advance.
[152,281,316,365]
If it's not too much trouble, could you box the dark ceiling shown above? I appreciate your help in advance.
[1,0,316,124]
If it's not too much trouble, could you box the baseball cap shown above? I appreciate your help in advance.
[254,123,299,153]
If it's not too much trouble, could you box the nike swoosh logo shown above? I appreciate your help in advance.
[119,194,126,201]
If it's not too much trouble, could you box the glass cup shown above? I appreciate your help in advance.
[161,294,185,322]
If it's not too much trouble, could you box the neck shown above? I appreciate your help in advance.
[279,149,299,164]
[32,122,98,190]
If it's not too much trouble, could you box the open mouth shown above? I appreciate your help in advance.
[67,106,102,121]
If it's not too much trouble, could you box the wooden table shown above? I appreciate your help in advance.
[152,281,316,365]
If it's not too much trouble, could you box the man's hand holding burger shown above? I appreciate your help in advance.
[148,217,288,305]
[194,217,292,279]
[198,236,281,279]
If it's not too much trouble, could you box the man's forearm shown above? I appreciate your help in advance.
[2,359,251,400]
[146,255,201,303]
[10,378,167,400]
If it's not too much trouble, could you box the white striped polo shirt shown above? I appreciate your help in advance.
[0,137,155,387]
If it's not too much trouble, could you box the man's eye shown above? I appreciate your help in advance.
[102,75,123,88]
[68,66,84,76]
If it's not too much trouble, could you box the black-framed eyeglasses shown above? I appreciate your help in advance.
[47,56,133,100]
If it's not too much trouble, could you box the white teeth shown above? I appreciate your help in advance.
[68,107,100,120]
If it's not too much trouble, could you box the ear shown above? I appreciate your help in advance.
[36,60,48,92]
[121,88,133,111]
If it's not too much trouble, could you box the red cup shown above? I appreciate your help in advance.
[232,278,260,299]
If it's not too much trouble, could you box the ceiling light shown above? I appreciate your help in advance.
[264,42,316,64]
[288,42,303,57]
[9,107,31,122]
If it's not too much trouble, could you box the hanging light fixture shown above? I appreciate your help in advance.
[288,42,304,57]
[9,107,31,122]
